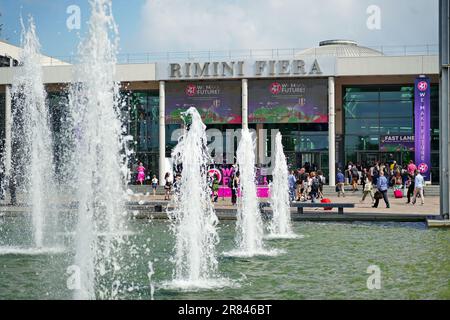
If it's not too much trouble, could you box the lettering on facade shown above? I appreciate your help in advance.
[169,59,323,78]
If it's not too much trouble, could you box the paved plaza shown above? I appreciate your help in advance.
[127,189,440,216]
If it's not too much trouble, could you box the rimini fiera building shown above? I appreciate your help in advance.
[0,39,441,186]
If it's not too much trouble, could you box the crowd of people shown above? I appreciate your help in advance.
[336,160,426,208]
[136,159,428,210]
[287,165,326,203]
[137,160,244,206]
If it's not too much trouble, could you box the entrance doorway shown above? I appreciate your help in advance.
[358,153,379,166]
[357,152,413,167]
[285,151,328,180]
[300,152,321,168]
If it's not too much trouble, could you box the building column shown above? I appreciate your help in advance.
[439,0,449,219]
[256,123,264,165]
[242,79,248,130]
[328,77,336,186]
[4,85,12,176]
[158,81,166,186]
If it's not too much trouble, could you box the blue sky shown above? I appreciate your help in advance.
[0,0,146,56]
[0,0,440,58]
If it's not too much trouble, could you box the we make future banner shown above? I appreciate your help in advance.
[414,77,431,180]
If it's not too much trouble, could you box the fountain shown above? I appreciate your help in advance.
[267,132,299,239]
[68,0,129,299]
[225,129,281,257]
[9,17,56,249]
[163,107,230,290]
[1,2,450,302]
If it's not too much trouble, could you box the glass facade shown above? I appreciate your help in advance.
[0,92,5,147]
[0,80,442,186]
[343,84,439,183]
[47,91,70,178]
[165,122,329,177]
[124,90,160,183]
[0,93,5,168]
[46,90,161,184]
[261,123,329,176]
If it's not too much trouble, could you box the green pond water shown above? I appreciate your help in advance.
[0,217,449,300]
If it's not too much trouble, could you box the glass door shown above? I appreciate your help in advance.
[300,152,321,171]
[358,152,379,166]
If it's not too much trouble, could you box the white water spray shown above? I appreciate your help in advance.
[166,107,222,289]
[147,261,155,300]
[11,17,55,248]
[232,129,267,256]
[267,132,297,239]
[69,0,129,300]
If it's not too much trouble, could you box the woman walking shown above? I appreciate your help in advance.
[136,162,146,185]
[406,172,415,204]
[212,175,219,203]
[392,171,403,191]
[164,172,172,201]
[231,172,240,206]
[360,175,374,204]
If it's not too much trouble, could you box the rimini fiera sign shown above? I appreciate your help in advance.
[156,57,336,80]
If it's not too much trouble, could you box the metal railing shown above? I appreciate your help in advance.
[42,44,439,66]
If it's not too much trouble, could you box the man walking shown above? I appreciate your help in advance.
[412,170,425,205]
[288,170,297,202]
[373,171,390,208]
[336,169,345,197]
[406,172,416,204]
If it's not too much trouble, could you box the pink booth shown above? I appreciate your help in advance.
[209,167,270,198]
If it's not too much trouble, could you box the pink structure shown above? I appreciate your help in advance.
[210,167,270,199]
[218,186,270,198]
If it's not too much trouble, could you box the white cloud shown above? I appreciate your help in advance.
[135,0,438,53]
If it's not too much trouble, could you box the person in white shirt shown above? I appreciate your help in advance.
[151,175,158,197]
[412,170,425,205]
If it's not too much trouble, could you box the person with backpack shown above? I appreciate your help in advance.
[372,164,380,186]
[309,172,320,203]
[351,165,359,192]
[317,170,325,199]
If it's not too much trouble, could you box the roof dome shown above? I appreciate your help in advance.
[295,40,384,58]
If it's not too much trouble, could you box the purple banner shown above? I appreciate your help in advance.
[414,77,431,179]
